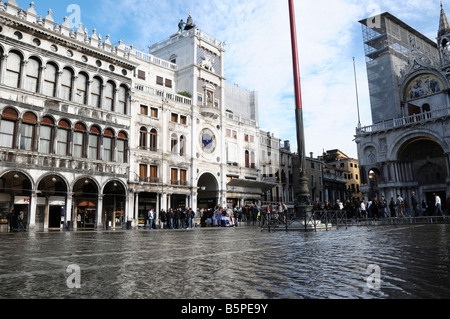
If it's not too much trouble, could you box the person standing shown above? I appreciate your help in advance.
[160,209,166,229]
[411,192,419,216]
[147,208,154,230]
[17,211,25,232]
[433,193,445,216]
[379,196,387,218]
[360,200,366,219]
[396,194,404,217]
[168,208,174,229]
[389,197,396,217]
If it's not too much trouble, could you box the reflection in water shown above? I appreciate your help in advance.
[0,225,449,298]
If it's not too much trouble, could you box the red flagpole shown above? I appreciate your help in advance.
[289,0,303,110]
[288,0,311,207]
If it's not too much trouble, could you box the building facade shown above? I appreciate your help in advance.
[0,1,293,231]
[356,6,450,211]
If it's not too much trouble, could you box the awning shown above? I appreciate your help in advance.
[227,179,276,192]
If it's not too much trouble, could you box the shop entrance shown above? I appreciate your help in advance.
[74,178,98,229]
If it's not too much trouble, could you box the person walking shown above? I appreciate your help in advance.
[433,193,445,216]
[17,211,25,232]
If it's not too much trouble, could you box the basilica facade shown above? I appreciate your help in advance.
[0,1,291,231]
[356,6,450,211]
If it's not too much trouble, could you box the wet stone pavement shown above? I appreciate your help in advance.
[0,224,449,299]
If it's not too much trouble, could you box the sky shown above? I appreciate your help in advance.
[11,0,446,159]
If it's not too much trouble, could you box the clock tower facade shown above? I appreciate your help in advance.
[149,23,229,209]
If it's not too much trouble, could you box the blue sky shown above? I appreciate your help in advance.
[12,0,446,159]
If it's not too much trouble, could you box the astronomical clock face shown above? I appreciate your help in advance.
[200,128,216,154]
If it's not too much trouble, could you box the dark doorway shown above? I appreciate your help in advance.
[49,206,62,228]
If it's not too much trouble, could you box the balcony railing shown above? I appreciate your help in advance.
[357,108,450,135]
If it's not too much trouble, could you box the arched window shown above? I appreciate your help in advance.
[39,116,54,154]
[117,85,127,114]
[150,129,157,151]
[171,133,178,154]
[5,51,22,88]
[139,127,147,149]
[117,131,127,164]
[60,68,73,101]
[180,135,186,156]
[43,63,57,97]
[76,73,88,105]
[25,57,40,93]
[73,122,86,158]
[104,81,114,111]
[56,119,70,156]
[88,126,100,159]
[0,107,18,148]
[245,150,250,168]
[90,77,101,108]
[20,112,37,151]
[103,128,114,162]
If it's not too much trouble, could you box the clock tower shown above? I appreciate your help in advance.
[149,15,228,208]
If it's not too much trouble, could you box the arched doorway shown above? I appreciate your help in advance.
[37,175,68,229]
[368,168,381,200]
[73,178,98,229]
[0,171,32,231]
[399,138,447,212]
[103,181,126,229]
[197,173,219,209]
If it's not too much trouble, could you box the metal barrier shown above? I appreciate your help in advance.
[260,210,348,232]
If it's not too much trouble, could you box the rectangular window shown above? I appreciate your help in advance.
[56,129,68,156]
[180,169,187,185]
[0,120,15,148]
[39,125,52,154]
[137,70,146,80]
[180,115,187,125]
[20,123,34,151]
[156,76,164,86]
[244,134,249,142]
[116,140,125,163]
[171,168,178,185]
[88,135,98,159]
[171,113,178,123]
[103,137,112,162]
[150,165,158,183]
[73,131,84,158]
[250,135,254,143]
[165,79,172,88]
[139,164,147,181]
[140,105,148,115]
[150,107,158,118]
[232,130,237,139]
[226,129,231,137]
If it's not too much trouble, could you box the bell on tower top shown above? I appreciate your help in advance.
[184,13,196,31]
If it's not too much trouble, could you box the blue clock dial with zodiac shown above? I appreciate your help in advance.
[200,128,216,153]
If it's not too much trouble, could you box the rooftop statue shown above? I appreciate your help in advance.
[178,19,185,33]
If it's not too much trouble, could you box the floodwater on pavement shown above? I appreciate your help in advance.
[0,224,449,299]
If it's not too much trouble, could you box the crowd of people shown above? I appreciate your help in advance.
[144,202,290,230]
[312,192,447,218]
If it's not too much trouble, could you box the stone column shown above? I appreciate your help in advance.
[28,191,38,231]
[96,194,103,229]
